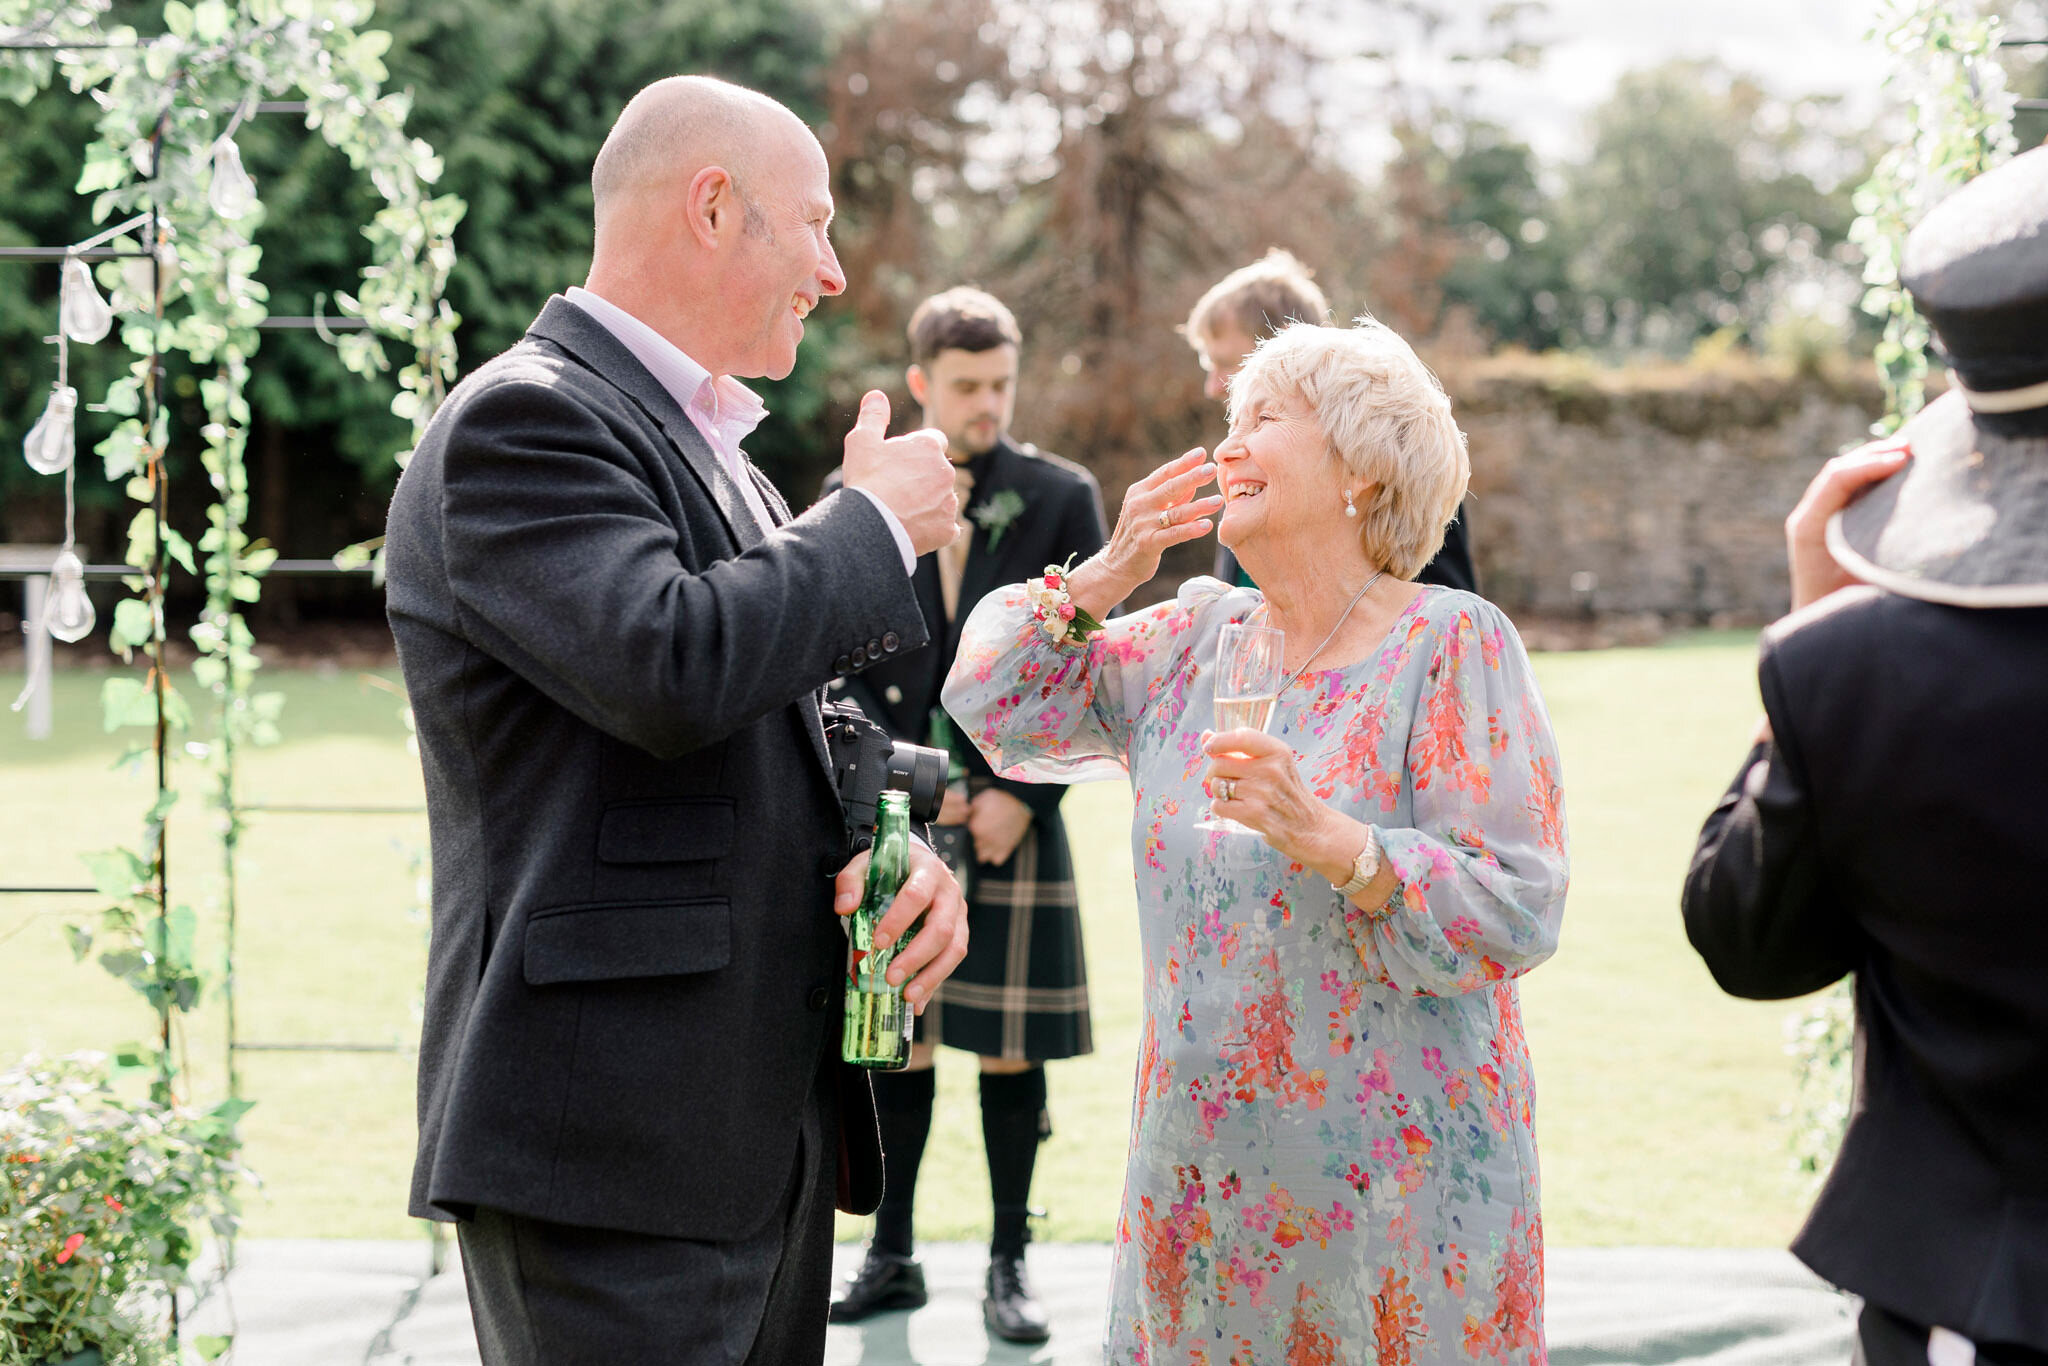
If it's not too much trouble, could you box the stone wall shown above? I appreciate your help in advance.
[1445,355,1885,624]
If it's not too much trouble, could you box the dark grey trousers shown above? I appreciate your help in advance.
[456,1080,836,1366]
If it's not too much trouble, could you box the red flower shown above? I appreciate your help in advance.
[56,1233,84,1264]
[1400,1124,1432,1155]
[1043,572,1061,588]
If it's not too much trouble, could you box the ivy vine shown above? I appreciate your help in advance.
[1847,0,2019,432]
[2,0,461,1343]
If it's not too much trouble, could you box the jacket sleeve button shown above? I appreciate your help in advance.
[834,654,851,674]
[882,632,901,652]
[850,646,868,668]
[868,637,883,657]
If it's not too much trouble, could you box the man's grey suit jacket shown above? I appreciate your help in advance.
[386,295,926,1242]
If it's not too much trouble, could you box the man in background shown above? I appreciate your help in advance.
[1183,248,1477,592]
[824,287,1107,1345]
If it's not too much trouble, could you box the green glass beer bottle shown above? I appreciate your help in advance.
[843,790,913,1069]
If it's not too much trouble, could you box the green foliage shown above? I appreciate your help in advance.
[1561,60,1868,353]
[0,0,464,1129]
[0,1053,248,1366]
[1848,0,2019,432]
[1421,120,1577,350]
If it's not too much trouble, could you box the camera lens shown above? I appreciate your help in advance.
[887,740,949,825]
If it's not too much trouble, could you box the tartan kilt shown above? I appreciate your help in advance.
[922,798,1093,1062]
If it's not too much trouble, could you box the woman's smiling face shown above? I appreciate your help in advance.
[1214,388,1346,555]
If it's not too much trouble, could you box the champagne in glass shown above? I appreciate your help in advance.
[1196,623,1286,837]
[1212,694,1278,733]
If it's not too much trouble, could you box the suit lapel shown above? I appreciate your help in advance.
[528,295,765,552]
[950,442,1017,656]
[528,296,826,775]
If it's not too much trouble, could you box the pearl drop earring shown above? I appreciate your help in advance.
[1343,489,1358,518]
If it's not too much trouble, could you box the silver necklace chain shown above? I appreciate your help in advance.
[1262,568,1385,700]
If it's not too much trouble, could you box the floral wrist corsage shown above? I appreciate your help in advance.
[1024,556,1105,649]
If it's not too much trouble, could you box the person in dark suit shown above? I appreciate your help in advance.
[1182,249,1476,593]
[1683,144,2048,1366]
[822,288,1108,1344]
[383,76,972,1366]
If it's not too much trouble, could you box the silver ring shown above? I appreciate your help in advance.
[1157,508,1173,529]
[1217,778,1235,802]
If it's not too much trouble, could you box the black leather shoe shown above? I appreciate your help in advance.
[829,1247,928,1323]
[983,1248,1051,1344]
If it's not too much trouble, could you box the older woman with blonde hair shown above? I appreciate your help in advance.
[944,320,1568,1364]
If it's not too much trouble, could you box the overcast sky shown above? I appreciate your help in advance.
[1474,0,1886,160]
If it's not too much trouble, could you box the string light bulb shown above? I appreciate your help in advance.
[59,255,112,343]
[23,384,76,476]
[209,135,256,219]
[45,549,95,643]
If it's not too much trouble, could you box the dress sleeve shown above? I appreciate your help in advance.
[943,575,1236,783]
[1341,598,1571,996]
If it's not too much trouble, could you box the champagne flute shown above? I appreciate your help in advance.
[1195,622,1285,837]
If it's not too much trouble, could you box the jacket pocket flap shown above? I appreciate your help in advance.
[597,799,735,864]
[523,899,731,985]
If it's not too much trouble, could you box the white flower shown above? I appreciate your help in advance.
[1040,613,1068,640]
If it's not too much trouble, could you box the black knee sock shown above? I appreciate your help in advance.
[979,1067,1049,1257]
[869,1066,935,1257]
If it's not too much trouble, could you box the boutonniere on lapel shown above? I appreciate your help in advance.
[970,490,1027,550]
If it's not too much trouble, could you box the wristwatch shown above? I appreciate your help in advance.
[1331,827,1382,899]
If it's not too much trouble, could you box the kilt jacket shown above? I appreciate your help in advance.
[822,436,1108,822]
[385,295,927,1243]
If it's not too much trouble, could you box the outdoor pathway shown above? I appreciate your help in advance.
[183,1240,1857,1365]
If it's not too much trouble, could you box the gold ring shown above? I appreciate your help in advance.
[1157,508,1173,529]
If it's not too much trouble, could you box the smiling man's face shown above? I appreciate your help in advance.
[723,128,845,381]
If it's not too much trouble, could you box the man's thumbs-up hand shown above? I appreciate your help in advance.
[842,390,959,556]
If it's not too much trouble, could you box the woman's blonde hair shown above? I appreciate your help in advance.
[1228,319,1469,580]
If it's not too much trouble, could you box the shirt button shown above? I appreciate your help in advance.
[882,632,901,652]
[807,985,832,1013]
[885,685,903,704]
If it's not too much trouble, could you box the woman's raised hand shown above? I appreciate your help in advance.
[1068,448,1224,615]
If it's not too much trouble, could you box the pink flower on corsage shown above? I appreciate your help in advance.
[1024,556,1104,648]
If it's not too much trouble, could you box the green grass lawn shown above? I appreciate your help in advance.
[0,633,1816,1247]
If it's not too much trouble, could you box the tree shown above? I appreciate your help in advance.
[815,0,1540,590]
[1559,60,1868,352]
[1422,119,1577,351]
[0,0,834,557]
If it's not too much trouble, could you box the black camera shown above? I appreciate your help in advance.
[822,700,947,851]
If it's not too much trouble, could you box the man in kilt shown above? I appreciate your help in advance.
[822,287,1106,1343]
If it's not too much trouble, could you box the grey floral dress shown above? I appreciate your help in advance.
[943,577,1569,1366]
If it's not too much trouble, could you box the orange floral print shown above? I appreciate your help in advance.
[944,577,1565,1364]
